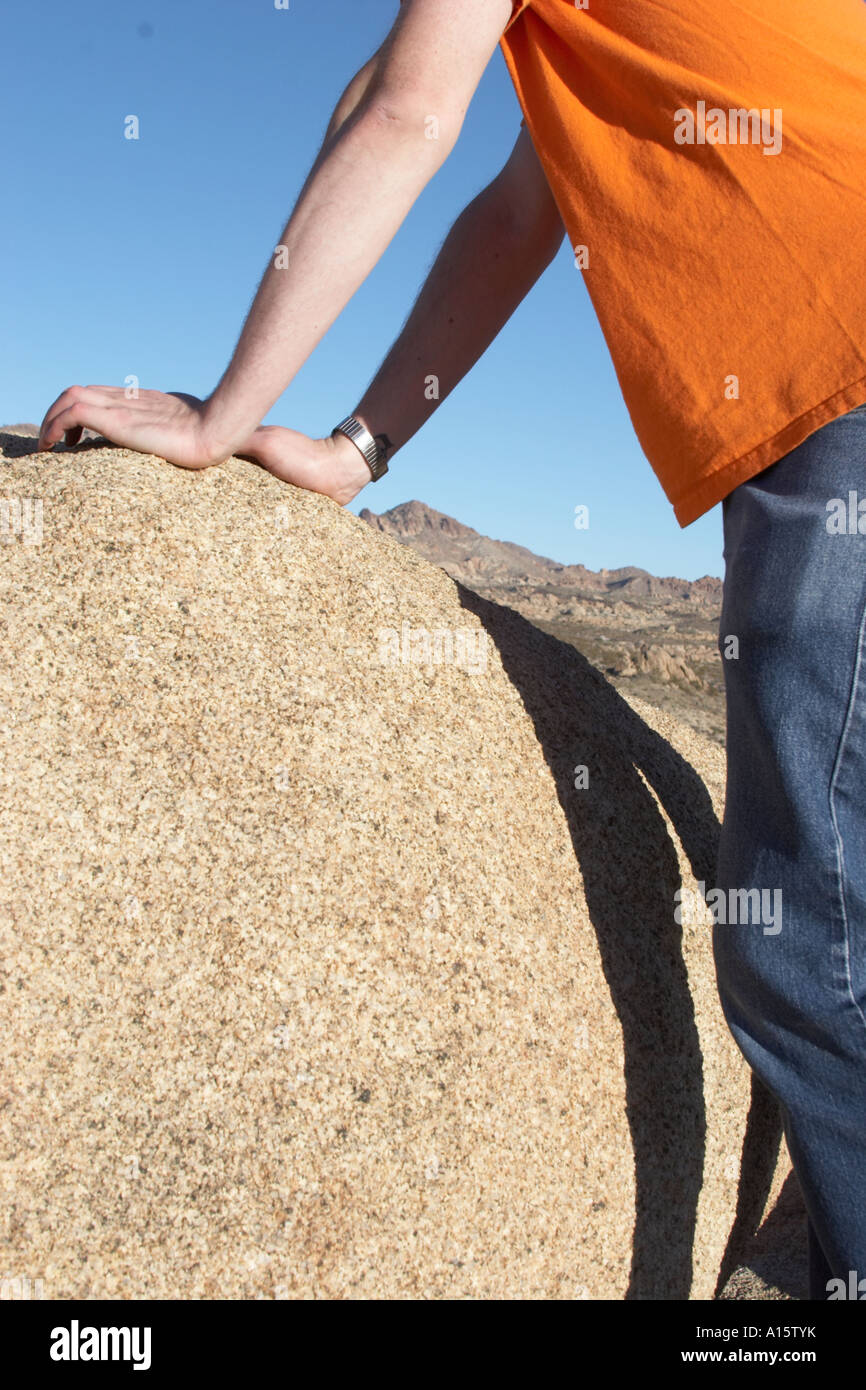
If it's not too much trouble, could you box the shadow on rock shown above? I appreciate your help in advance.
[458,583,781,1299]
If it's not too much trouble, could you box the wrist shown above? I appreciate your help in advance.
[199,391,260,465]
[325,431,379,504]
[330,413,395,487]
[335,413,396,479]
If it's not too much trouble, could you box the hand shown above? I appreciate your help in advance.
[235,425,376,505]
[37,386,227,470]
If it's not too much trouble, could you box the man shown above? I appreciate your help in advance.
[38,1,866,1299]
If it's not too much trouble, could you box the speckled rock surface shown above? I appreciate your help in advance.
[0,435,789,1300]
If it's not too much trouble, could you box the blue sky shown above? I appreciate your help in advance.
[1,0,723,580]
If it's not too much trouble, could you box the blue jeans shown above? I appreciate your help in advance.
[715,401,866,1300]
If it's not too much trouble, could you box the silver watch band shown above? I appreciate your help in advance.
[332,416,390,482]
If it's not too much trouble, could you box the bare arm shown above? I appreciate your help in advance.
[38,0,515,465]
[321,11,403,148]
[354,123,565,458]
[242,126,566,503]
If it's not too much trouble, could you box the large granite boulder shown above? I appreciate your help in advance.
[0,434,788,1299]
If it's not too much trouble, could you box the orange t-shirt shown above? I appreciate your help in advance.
[500,0,866,525]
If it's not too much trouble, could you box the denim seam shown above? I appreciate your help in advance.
[828,591,866,1040]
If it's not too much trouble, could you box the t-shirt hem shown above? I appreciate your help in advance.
[672,377,866,527]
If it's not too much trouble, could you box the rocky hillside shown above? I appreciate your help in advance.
[361,501,726,744]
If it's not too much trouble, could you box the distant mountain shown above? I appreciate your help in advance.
[360,500,721,611]
[361,500,725,744]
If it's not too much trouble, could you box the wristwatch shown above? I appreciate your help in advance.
[332,416,392,481]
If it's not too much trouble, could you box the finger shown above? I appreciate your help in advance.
[40,388,119,448]
[38,385,84,449]
[44,403,121,450]
[81,385,149,400]
[39,385,128,448]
